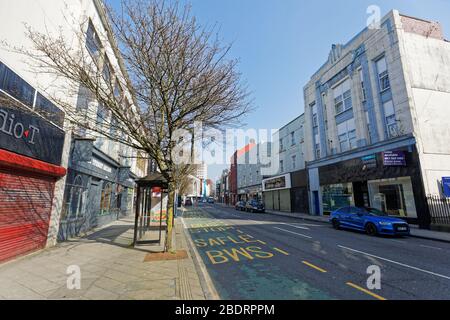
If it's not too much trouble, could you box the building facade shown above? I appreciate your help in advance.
[237,142,271,202]
[262,114,309,213]
[303,10,450,227]
[0,0,146,262]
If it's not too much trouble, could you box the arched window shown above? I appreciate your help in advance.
[100,182,112,214]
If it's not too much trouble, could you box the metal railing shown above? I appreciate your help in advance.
[427,195,450,226]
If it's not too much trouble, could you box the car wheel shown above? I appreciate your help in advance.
[365,223,378,236]
[332,219,341,230]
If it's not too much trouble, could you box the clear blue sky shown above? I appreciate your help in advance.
[108,0,450,181]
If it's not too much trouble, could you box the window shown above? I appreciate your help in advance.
[86,21,102,59]
[292,155,297,169]
[114,81,123,99]
[35,93,65,127]
[383,100,398,138]
[315,144,321,159]
[337,118,357,152]
[279,138,284,152]
[359,69,367,101]
[62,176,86,220]
[311,103,318,127]
[365,111,372,144]
[100,182,112,215]
[102,55,113,84]
[291,132,295,146]
[0,62,35,107]
[280,160,284,173]
[314,133,320,159]
[96,103,108,127]
[333,79,352,115]
[376,57,390,92]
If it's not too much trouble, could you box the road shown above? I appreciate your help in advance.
[181,204,450,300]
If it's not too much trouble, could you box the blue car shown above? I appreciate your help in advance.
[330,206,410,236]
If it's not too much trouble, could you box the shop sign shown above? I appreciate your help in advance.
[383,151,406,166]
[443,177,450,198]
[90,158,113,173]
[262,174,291,191]
[0,105,65,165]
[361,154,377,169]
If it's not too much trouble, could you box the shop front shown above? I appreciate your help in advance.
[0,98,66,263]
[316,144,428,225]
[58,138,136,240]
[262,174,292,212]
[238,185,263,202]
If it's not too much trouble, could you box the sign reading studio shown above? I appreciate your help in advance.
[0,105,65,165]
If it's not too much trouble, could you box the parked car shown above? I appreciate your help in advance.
[330,206,410,236]
[235,201,246,211]
[245,200,265,213]
[207,197,215,204]
[184,198,193,206]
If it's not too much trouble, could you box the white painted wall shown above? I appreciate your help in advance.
[400,31,450,195]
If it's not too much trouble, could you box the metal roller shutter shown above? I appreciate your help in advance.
[0,169,55,263]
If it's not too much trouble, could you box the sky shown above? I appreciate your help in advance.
[108,0,450,182]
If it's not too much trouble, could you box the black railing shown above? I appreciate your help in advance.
[427,195,450,225]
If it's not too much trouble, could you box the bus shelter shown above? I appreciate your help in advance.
[133,172,168,247]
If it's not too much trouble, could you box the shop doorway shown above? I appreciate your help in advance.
[313,191,320,216]
[368,177,416,218]
[353,181,370,208]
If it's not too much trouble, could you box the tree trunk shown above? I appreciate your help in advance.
[165,181,176,253]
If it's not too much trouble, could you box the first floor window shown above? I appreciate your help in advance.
[337,118,357,153]
[333,79,352,115]
[339,133,349,152]
[280,160,284,173]
[314,133,320,159]
[365,111,372,144]
[292,155,297,169]
[383,100,398,138]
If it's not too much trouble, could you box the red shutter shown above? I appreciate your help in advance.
[0,169,55,263]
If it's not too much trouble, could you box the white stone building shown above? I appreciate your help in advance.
[303,10,450,227]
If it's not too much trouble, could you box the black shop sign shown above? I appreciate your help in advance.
[0,105,65,165]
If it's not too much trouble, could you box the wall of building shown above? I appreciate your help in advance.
[400,30,450,195]
[0,0,83,247]
[276,115,305,175]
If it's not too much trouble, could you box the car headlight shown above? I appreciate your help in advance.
[378,221,392,226]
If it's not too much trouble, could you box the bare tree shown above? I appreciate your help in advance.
[6,0,251,252]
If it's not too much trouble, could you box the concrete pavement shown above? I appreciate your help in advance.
[183,204,450,300]
[0,216,206,300]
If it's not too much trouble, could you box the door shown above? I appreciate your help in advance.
[0,169,55,263]
[313,191,320,216]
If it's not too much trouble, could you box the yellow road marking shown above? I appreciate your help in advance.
[346,282,387,300]
[237,230,244,234]
[302,261,327,273]
[273,247,289,256]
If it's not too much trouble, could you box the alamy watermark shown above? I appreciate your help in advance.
[66,265,81,290]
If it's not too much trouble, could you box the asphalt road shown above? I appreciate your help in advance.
[181,204,450,300]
